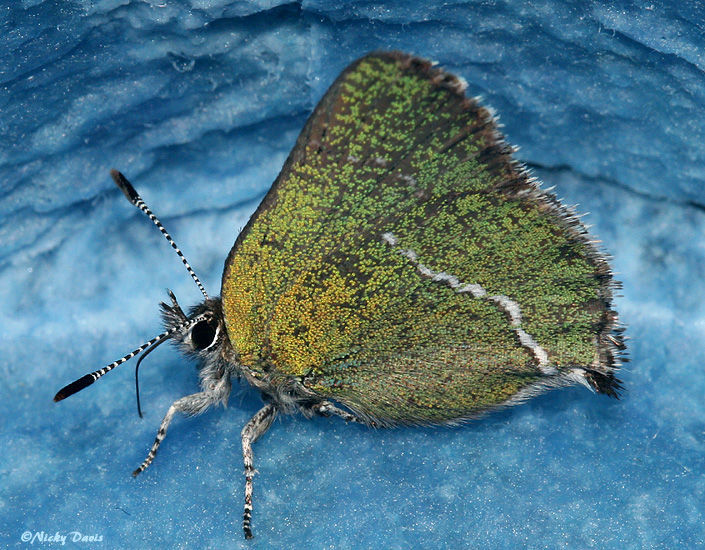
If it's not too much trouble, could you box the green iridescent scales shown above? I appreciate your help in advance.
[222,52,620,425]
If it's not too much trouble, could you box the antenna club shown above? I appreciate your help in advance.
[111,169,140,203]
[54,373,96,402]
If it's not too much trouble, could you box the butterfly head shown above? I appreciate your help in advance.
[160,291,225,362]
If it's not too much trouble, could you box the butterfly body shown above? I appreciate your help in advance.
[56,51,624,539]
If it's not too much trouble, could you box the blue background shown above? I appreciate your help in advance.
[2,1,704,548]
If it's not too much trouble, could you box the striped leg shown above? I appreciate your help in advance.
[132,390,218,477]
[241,404,276,539]
[311,401,366,424]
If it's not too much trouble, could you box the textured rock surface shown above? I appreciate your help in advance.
[1,1,704,548]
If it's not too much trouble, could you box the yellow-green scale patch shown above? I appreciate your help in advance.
[221,52,613,423]
[224,55,495,360]
[276,241,544,422]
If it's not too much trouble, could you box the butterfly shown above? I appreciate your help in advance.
[55,51,624,539]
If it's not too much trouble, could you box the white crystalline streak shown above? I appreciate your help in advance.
[381,232,558,375]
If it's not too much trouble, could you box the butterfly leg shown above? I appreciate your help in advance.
[310,401,369,425]
[133,379,230,476]
[241,403,277,539]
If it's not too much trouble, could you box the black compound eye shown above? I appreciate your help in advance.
[190,320,217,351]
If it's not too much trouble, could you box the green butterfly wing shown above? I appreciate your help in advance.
[221,51,622,425]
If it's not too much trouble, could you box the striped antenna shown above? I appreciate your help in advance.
[53,315,206,402]
[110,169,209,300]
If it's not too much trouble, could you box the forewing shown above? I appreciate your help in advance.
[222,52,620,424]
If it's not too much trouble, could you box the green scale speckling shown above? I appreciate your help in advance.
[221,52,621,425]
